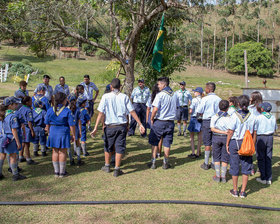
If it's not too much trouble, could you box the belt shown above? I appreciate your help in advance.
[257,134,274,136]
[213,133,227,137]
[134,102,145,104]
[158,120,174,122]
[180,106,188,108]
[106,124,127,128]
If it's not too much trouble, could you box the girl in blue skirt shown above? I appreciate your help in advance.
[188,87,203,159]
[45,92,76,178]
[0,97,26,181]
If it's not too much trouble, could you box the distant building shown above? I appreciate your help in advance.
[59,47,79,58]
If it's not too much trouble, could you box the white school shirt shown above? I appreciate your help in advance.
[255,113,277,135]
[196,93,221,120]
[189,96,201,117]
[175,89,192,107]
[210,112,231,132]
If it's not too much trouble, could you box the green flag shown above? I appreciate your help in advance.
[152,14,165,72]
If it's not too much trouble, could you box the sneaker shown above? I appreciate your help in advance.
[54,172,59,178]
[221,177,227,183]
[212,175,220,183]
[12,173,27,181]
[239,191,247,198]
[184,132,187,137]
[200,163,210,170]
[0,174,4,180]
[230,189,239,198]
[211,163,215,170]
[33,151,39,157]
[77,160,84,166]
[188,154,196,159]
[256,177,267,185]
[70,159,75,166]
[101,165,111,173]
[177,132,182,136]
[162,162,171,169]
[267,180,272,185]
[26,159,38,165]
[148,162,156,169]
[41,151,47,157]
[113,169,124,177]
[19,157,26,163]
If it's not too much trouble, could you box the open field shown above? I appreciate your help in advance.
[0,46,279,223]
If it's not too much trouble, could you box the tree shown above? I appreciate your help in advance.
[0,0,195,96]
[227,41,275,77]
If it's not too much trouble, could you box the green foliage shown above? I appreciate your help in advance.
[227,41,275,77]
[95,49,111,60]
[82,43,97,56]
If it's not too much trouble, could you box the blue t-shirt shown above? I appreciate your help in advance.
[45,105,75,127]
[15,105,33,126]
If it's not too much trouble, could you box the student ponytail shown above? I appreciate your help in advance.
[69,100,76,113]
[151,84,160,103]
[0,104,8,121]
[54,92,67,112]
[21,96,31,106]
[238,95,250,112]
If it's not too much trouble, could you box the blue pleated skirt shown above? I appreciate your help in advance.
[47,125,71,149]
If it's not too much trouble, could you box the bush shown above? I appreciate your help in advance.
[82,43,97,56]
[227,41,275,77]
[95,49,112,60]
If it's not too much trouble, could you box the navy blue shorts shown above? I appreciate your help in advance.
[229,139,252,176]
[176,106,188,121]
[149,120,175,148]
[75,125,81,140]
[202,119,212,146]
[104,124,127,154]
[188,117,201,132]
[81,125,87,142]
[32,126,46,145]
[22,126,34,143]
[212,135,229,163]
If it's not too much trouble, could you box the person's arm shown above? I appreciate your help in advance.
[79,119,82,136]
[130,110,145,134]
[93,90,99,102]
[146,107,151,124]
[189,108,193,114]
[45,124,50,134]
[252,130,257,145]
[226,130,234,154]
[70,125,76,142]
[28,121,35,137]
[12,128,21,150]
[91,112,105,137]
[211,127,227,135]
[151,107,158,125]
[21,123,26,136]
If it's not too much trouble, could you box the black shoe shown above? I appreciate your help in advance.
[70,159,75,166]
[19,158,26,163]
[77,160,84,166]
[188,154,196,159]
[148,162,156,169]
[162,162,171,170]
[200,163,210,170]
[33,151,39,157]
[8,167,23,173]
[212,175,220,183]
[0,174,4,180]
[59,172,69,178]
[239,191,247,198]
[101,165,111,173]
[41,151,47,157]
[12,173,27,181]
[84,152,90,157]
[177,132,182,136]
[54,172,59,178]
[26,159,38,165]
[127,133,134,137]
[113,169,124,177]
[230,189,239,198]
[211,163,215,170]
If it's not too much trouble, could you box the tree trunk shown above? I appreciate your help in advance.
[200,22,204,66]
[212,23,216,69]
[232,22,235,47]
[225,32,228,69]
[123,63,135,97]
[207,39,210,68]
[272,38,274,56]
[278,41,280,75]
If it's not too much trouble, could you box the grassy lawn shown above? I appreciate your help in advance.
[0,46,280,223]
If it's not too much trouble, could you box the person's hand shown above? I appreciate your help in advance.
[31,131,35,138]
[151,118,154,126]
[17,142,21,150]
[90,128,98,138]
[226,145,230,154]
[139,125,145,135]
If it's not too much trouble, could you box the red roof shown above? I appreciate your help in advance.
[60,47,79,52]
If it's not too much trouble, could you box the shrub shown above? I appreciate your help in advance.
[227,41,275,77]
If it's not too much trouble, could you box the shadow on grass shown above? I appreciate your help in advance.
[246,156,280,196]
